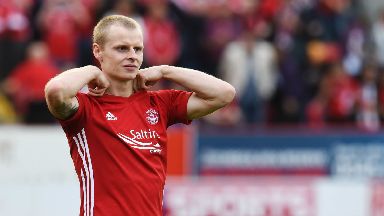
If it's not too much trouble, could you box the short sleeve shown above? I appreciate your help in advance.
[59,92,90,133]
[154,90,192,126]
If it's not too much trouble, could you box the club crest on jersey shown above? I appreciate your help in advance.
[146,109,159,125]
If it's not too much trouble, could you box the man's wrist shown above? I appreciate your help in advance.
[160,65,172,79]
[160,65,174,79]
[82,65,102,78]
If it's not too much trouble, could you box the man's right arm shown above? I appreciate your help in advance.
[45,65,108,120]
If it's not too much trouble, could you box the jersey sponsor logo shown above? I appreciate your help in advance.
[117,129,162,154]
[146,108,159,125]
[106,112,117,121]
[130,129,160,140]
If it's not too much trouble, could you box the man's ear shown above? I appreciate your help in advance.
[93,43,103,62]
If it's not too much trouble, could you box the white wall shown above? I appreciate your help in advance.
[0,126,79,216]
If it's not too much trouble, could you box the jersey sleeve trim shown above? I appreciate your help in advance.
[180,91,193,125]
[59,92,86,128]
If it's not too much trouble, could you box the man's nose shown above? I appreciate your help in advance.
[126,48,138,60]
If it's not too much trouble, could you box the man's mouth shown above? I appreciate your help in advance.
[123,65,137,70]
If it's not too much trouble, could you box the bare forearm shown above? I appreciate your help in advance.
[135,65,236,119]
[45,66,100,99]
[161,65,235,104]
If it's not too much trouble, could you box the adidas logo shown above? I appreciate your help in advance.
[106,112,117,121]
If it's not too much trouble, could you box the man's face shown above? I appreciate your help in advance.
[94,25,144,81]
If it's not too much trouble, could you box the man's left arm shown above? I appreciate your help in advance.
[136,65,236,120]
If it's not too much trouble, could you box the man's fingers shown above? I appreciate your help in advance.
[134,76,144,92]
[135,72,159,91]
[88,87,104,93]
[134,75,148,91]
[145,80,156,88]
[140,79,148,90]
[88,91,101,97]
[88,87,105,96]
[132,78,136,92]
[133,77,139,92]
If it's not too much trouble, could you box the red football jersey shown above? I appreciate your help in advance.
[59,90,192,216]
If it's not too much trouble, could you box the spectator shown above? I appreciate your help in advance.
[272,0,307,123]
[325,62,359,124]
[342,16,368,77]
[218,29,277,124]
[356,64,380,131]
[201,3,241,76]
[37,0,92,70]
[105,0,141,19]
[76,0,102,67]
[103,0,144,43]
[306,73,331,128]
[2,41,59,124]
[142,0,181,67]
[297,0,354,105]
[372,8,384,68]
[378,67,384,121]
[0,0,33,81]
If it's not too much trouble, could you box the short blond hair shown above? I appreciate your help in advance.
[92,15,141,46]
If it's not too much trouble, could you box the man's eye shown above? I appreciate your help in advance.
[134,47,142,52]
[116,46,128,51]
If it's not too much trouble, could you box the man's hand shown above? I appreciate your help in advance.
[133,66,164,91]
[87,66,110,96]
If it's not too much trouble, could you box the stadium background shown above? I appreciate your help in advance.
[1,0,384,215]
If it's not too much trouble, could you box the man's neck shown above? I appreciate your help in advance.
[105,80,135,97]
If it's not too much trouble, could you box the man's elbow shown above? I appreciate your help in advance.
[44,79,66,102]
[218,84,236,107]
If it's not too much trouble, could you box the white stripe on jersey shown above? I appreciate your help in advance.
[73,129,94,216]
[80,169,87,216]
[73,135,89,216]
[117,133,152,146]
[81,129,94,216]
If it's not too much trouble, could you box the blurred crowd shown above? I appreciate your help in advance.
[0,0,384,131]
